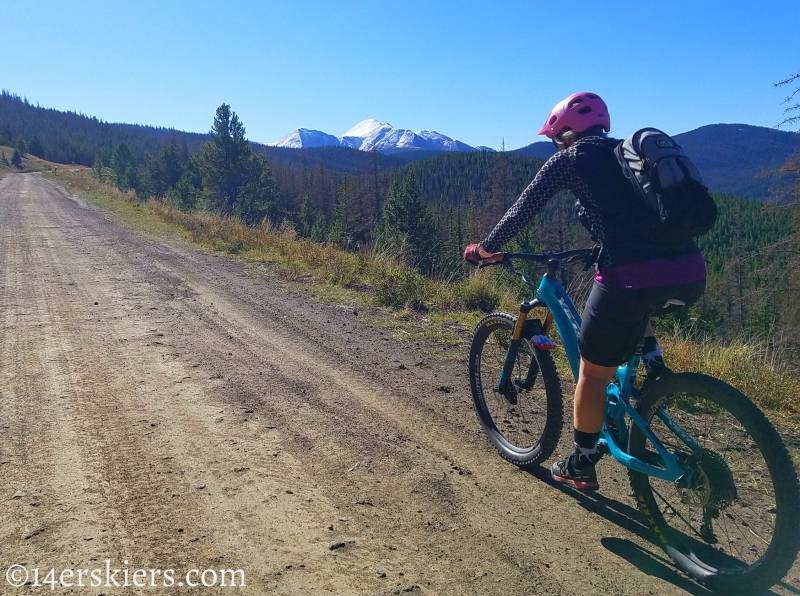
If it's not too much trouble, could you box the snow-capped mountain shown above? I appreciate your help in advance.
[269,128,341,149]
[268,119,476,153]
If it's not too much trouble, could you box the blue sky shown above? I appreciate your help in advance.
[1,1,798,150]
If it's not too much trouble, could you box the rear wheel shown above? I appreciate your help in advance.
[628,373,800,594]
[468,312,563,467]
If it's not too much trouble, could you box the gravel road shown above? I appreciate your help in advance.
[1,173,797,595]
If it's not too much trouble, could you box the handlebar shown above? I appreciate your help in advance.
[477,248,596,269]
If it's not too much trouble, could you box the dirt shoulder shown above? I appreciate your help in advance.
[0,173,796,595]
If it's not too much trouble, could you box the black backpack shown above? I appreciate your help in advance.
[616,128,717,244]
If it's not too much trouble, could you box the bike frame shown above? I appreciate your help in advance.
[498,253,699,485]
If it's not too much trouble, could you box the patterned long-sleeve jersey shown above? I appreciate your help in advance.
[482,142,598,253]
[481,135,701,277]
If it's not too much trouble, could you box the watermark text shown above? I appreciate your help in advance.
[6,560,246,589]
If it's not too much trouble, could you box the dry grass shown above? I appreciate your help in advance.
[0,145,70,174]
[53,171,800,419]
[662,328,800,419]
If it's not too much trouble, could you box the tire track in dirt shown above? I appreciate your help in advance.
[1,173,796,595]
[0,175,355,594]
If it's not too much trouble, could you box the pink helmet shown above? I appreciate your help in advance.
[538,92,610,138]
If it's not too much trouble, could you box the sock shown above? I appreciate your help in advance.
[572,429,601,470]
[642,336,665,377]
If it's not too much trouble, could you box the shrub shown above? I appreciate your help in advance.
[374,267,430,309]
[323,251,360,287]
[455,271,502,312]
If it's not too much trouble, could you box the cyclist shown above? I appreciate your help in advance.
[464,92,707,490]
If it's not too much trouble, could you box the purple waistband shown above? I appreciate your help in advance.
[596,252,707,289]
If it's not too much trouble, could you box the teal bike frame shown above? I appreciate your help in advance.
[494,250,699,486]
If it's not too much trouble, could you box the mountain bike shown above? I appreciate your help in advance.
[467,248,800,594]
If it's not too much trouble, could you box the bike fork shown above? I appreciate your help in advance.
[497,303,535,391]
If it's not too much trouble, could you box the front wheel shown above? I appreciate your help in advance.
[628,373,800,594]
[468,312,563,467]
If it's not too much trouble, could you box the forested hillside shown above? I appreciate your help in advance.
[0,91,444,176]
[514,124,800,202]
[3,91,799,344]
[4,90,800,201]
[676,124,800,201]
[0,91,207,166]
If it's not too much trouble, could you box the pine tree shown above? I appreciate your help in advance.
[775,72,799,201]
[490,139,510,215]
[200,104,253,216]
[775,72,799,130]
[465,189,482,241]
[234,153,284,225]
[310,216,328,243]
[442,209,467,281]
[92,155,106,181]
[28,136,44,159]
[327,174,355,248]
[142,142,182,197]
[11,148,22,168]
[298,191,326,239]
[180,137,190,164]
[161,142,182,190]
[164,155,203,211]
[378,171,439,273]
[110,143,136,191]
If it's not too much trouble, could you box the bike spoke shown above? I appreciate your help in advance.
[652,485,706,540]
[471,314,561,465]
[642,391,777,566]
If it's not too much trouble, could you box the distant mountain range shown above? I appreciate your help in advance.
[268,118,490,153]
[514,124,800,202]
[270,120,799,202]
[1,90,797,202]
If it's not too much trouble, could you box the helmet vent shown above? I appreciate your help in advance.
[568,98,584,108]
[549,115,557,125]
[587,94,599,99]
[577,106,592,115]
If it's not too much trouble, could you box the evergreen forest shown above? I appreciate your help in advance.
[3,91,800,349]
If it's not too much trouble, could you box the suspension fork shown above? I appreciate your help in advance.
[497,301,535,390]
[522,309,555,383]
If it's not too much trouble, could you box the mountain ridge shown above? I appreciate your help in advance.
[268,118,479,153]
[1,91,797,202]
[513,124,800,202]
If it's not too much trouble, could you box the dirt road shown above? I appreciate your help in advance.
[0,173,796,595]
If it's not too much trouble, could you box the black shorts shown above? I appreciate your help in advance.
[578,279,706,367]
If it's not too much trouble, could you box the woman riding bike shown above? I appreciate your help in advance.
[464,91,707,490]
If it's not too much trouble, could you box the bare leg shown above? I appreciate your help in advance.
[551,356,615,489]
[573,357,617,433]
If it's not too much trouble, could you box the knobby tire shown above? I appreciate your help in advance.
[468,312,563,467]
[628,373,800,594]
